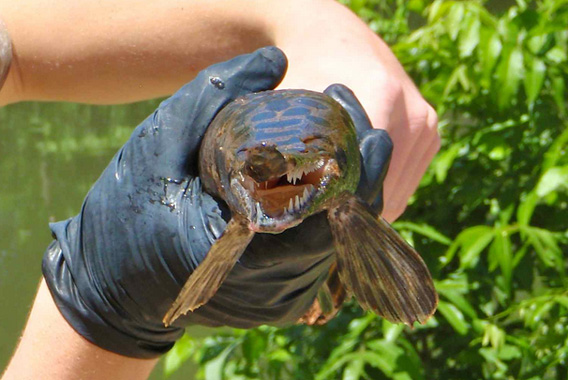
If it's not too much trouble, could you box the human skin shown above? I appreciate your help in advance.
[1,1,439,378]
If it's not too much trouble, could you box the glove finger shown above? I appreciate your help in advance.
[136,46,288,178]
[324,83,373,137]
[356,129,393,214]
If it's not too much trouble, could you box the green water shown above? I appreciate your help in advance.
[0,100,197,379]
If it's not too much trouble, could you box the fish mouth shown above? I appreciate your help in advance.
[239,158,337,230]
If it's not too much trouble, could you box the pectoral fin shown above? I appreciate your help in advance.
[327,193,438,326]
[163,218,254,327]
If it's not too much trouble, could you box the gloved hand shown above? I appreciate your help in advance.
[42,47,393,359]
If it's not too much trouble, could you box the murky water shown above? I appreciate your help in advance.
[0,100,197,379]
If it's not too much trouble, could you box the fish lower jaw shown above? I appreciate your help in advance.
[248,212,304,233]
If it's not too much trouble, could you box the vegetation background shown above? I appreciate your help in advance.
[165,0,568,379]
[0,0,566,379]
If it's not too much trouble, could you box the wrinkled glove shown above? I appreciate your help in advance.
[42,47,393,359]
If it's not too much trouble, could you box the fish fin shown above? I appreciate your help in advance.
[298,263,348,326]
[327,194,438,326]
[163,218,254,327]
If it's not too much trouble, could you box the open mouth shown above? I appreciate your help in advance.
[242,159,328,218]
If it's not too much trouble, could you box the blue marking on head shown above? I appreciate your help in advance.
[254,118,302,131]
[297,98,329,109]
[250,111,277,122]
[282,107,312,117]
[306,115,331,127]
[265,98,292,112]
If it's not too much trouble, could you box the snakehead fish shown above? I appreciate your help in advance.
[163,89,438,327]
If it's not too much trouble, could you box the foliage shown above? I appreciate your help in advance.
[165,1,568,379]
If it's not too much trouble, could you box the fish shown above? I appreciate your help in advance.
[162,89,438,327]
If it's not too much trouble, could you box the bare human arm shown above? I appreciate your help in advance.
[1,279,158,380]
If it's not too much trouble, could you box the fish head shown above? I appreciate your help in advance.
[205,90,360,233]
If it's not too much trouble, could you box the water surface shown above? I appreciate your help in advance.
[0,100,198,379]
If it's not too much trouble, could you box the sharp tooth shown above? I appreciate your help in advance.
[295,195,300,211]
[255,202,262,224]
[303,187,310,201]
[287,172,292,183]
[289,198,294,212]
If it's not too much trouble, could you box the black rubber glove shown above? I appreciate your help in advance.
[42,47,393,359]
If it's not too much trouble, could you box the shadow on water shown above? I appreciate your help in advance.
[0,100,198,379]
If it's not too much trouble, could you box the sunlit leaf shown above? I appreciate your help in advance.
[459,13,481,57]
[204,343,235,380]
[545,46,567,63]
[496,46,524,109]
[445,2,465,41]
[551,74,566,115]
[489,230,513,293]
[433,143,461,183]
[523,57,546,107]
[449,226,495,268]
[482,323,505,350]
[517,191,539,226]
[437,301,469,335]
[479,28,503,86]
[343,357,364,380]
[394,221,452,245]
[536,166,568,196]
[164,334,195,377]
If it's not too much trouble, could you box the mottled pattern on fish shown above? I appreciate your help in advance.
[163,89,438,327]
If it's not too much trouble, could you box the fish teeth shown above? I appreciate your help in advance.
[295,195,300,211]
[288,198,294,213]
[255,202,262,225]
[302,187,310,202]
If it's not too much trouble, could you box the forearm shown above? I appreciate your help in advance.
[2,279,158,380]
[0,0,273,105]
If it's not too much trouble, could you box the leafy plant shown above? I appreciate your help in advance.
[165,1,568,378]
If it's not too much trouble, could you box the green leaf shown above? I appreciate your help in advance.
[382,319,406,342]
[448,226,494,268]
[523,57,546,107]
[481,30,503,81]
[204,343,236,380]
[522,226,563,268]
[437,300,469,335]
[551,74,566,115]
[496,46,524,109]
[489,229,513,293]
[343,358,364,380]
[428,0,451,23]
[545,46,567,63]
[482,323,505,350]
[433,143,461,183]
[497,345,522,360]
[437,287,477,319]
[517,191,539,226]
[242,330,267,364]
[459,13,481,57]
[393,221,452,245]
[445,2,465,41]
[536,166,568,196]
[163,334,195,377]
[542,126,568,171]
